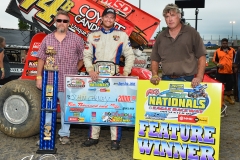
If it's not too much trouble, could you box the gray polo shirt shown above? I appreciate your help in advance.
[151,24,206,76]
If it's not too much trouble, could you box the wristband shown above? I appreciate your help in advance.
[36,76,42,80]
[152,75,159,78]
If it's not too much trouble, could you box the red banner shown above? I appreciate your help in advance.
[6,0,160,45]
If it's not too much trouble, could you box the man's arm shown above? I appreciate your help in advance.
[122,33,134,76]
[37,58,44,76]
[83,37,94,73]
[36,38,47,89]
[0,50,4,69]
[151,61,159,76]
[196,55,206,80]
[77,60,84,70]
[233,50,238,73]
[0,50,4,79]
[83,34,98,80]
[77,37,84,70]
[191,55,206,88]
[36,58,44,89]
[149,35,161,85]
[212,50,218,65]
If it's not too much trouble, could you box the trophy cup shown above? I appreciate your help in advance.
[37,46,58,154]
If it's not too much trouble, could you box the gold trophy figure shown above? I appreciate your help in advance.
[44,46,58,71]
[43,125,51,140]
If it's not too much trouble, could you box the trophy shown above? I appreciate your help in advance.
[44,46,58,71]
[37,46,58,154]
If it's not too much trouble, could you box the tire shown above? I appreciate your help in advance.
[0,79,41,138]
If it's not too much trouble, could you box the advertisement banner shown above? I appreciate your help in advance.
[133,80,221,160]
[64,75,138,126]
[6,0,160,45]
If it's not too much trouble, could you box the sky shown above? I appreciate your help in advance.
[0,0,240,40]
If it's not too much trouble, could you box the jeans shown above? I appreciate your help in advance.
[45,92,70,137]
[161,75,194,82]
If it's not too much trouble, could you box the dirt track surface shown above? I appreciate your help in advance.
[0,102,240,160]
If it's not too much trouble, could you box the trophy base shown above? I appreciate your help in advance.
[36,148,57,154]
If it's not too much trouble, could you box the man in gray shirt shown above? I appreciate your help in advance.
[150,4,206,87]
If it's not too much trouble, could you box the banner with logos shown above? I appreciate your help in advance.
[6,0,160,45]
[64,75,138,126]
[133,80,221,160]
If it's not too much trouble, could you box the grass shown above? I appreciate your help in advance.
[206,61,216,68]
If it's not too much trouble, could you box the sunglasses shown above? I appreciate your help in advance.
[56,19,69,23]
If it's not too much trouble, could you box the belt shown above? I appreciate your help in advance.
[165,75,181,79]
[93,61,119,76]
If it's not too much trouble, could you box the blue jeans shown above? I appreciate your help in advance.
[46,92,70,137]
[161,75,194,82]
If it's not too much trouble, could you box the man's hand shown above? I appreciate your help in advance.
[1,71,4,79]
[234,67,238,73]
[150,75,161,85]
[191,77,202,88]
[36,79,42,90]
[89,70,99,81]
[217,64,224,69]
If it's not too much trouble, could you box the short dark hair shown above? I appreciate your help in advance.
[102,8,116,18]
[55,10,70,20]
[221,38,228,43]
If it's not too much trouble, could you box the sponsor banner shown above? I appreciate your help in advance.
[64,75,138,126]
[26,70,37,76]
[6,0,160,44]
[10,68,23,73]
[28,61,38,68]
[133,80,221,160]
[21,33,46,80]
[33,42,41,49]
[9,62,24,76]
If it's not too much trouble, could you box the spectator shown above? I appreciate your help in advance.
[234,47,240,109]
[0,36,11,83]
[213,38,236,104]
[21,49,28,63]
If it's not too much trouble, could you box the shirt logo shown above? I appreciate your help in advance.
[113,35,120,41]
[93,35,100,42]
[128,40,131,46]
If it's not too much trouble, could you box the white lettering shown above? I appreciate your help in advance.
[10,68,23,73]
[33,42,41,49]
[76,4,126,31]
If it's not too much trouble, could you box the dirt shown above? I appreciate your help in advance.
[0,101,239,160]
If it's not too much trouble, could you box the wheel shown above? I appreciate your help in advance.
[0,79,41,137]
